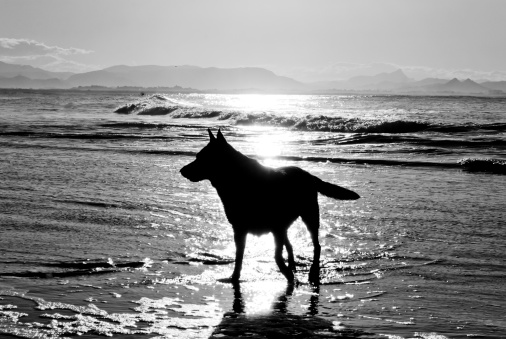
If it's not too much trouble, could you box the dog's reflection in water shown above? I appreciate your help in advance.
[210,283,343,339]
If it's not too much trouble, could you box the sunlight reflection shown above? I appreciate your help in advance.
[227,94,291,112]
[219,221,313,263]
[240,281,287,315]
[254,133,282,158]
[243,126,291,161]
[216,220,315,286]
[220,234,275,260]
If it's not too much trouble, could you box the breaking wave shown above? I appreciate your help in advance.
[114,94,197,115]
[114,95,506,134]
[230,113,434,133]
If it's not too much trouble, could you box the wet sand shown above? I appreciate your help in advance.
[1,261,375,338]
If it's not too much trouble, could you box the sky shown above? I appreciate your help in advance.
[1,0,506,81]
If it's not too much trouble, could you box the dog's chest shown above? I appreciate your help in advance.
[215,181,299,231]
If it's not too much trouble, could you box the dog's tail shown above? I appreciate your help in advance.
[315,177,360,200]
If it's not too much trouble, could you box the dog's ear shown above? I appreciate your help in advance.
[217,129,227,143]
[208,128,216,142]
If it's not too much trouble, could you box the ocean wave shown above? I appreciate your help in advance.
[428,122,506,133]
[0,260,147,278]
[116,148,458,169]
[114,94,197,115]
[4,128,504,174]
[99,122,210,130]
[113,96,506,134]
[0,131,181,140]
[229,112,436,133]
[273,154,505,175]
[114,102,437,133]
[314,134,506,148]
[458,158,506,174]
[229,114,506,134]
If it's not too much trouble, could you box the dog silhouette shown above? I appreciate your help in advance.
[181,129,359,284]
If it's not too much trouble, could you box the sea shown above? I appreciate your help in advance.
[0,89,505,339]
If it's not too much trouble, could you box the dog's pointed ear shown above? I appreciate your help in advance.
[217,129,227,143]
[208,128,216,142]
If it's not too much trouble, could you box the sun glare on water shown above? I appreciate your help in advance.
[253,133,283,158]
[230,94,290,112]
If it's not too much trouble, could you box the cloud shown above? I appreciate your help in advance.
[0,38,92,57]
[1,55,99,73]
[41,57,98,73]
[0,38,96,73]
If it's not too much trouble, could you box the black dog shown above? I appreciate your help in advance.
[180,129,359,284]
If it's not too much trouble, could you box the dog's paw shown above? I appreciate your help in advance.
[218,276,241,284]
[288,277,301,287]
[308,267,320,286]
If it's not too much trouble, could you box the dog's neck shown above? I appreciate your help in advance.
[209,147,265,195]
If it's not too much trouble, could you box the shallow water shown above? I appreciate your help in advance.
[1,90,505,338]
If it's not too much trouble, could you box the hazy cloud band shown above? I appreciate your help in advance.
[0,38,96,73]
[0,38,92,56]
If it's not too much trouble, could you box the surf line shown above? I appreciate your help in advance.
[260,155,459,170]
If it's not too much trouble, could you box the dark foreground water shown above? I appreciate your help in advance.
[1,90,505,338]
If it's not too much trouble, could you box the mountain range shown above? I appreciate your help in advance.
[0,61,73,81]
[1,61,505,95]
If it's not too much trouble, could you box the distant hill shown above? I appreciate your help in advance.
[0,61,73,80]
[347,69,410,88]
[408,78,449,87]
[309,69,411,91]
[428,78,493,94]
[0,75,67,89]
[0,61,504,95]
[67,65,307,91]
[0,62,306,91]
[66,70,137,87]
[480,81,506,92]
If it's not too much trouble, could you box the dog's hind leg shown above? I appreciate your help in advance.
[231,232,247,282]
[301,201,321,285]
[273,232,295,282]
[284,235,296,272]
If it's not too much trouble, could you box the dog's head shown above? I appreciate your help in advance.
[180,129,230,182]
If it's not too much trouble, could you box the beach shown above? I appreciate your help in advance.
[1,90,505,338]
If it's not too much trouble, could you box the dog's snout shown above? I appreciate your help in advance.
[180,165,189,179]
[180,162,204,182]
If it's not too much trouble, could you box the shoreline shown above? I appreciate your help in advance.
[0,266,375,339]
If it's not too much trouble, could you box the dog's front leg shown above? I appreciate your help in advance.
[231,231,247,282]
